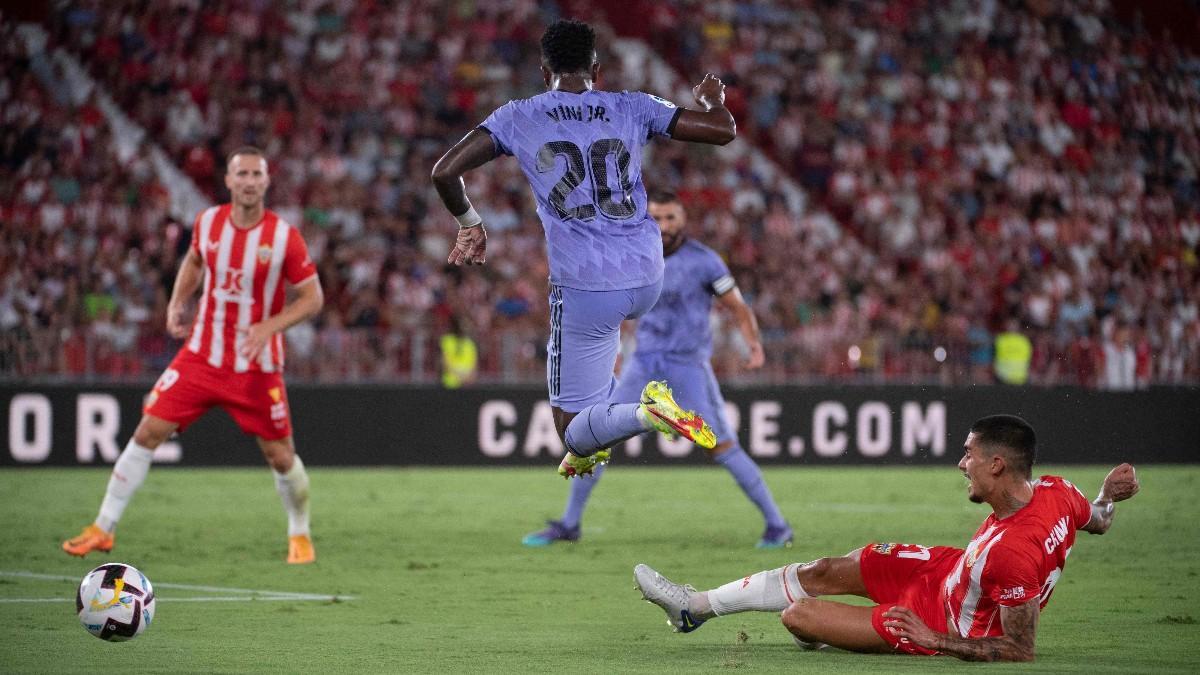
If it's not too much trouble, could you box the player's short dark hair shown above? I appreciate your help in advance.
[541,19,596,74]
[647,190,680,205]
[226,145,266,170]
[970,414,1036,477]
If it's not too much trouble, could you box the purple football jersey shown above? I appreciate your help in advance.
[635,239,736,358]
[479,90,682,291]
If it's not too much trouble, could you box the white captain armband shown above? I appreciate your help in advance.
[711,274,736,295]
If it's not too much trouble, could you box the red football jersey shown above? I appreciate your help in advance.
[185,204,317,373]
[940,476,1093,638]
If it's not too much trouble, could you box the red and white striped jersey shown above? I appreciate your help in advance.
[185,204,317,373]
[940,476,1093,639]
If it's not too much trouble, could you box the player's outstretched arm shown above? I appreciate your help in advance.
[166,248,205,338]
[670,73,736,146]
[1083,463,1139,535]
[432,130,497,266]
[716,287,764,369]
[883,599,1039,662]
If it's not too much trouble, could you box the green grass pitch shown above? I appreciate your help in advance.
[1,465,1196,673]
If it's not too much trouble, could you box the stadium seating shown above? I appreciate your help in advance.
[0,21,178,379]
[2,1,1196,387]
[593,0,1199,387]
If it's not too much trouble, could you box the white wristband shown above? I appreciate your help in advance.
[455,206,483,229]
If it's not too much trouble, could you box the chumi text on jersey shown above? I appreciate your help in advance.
[1043,516,1071,555]
[546,104,610,123]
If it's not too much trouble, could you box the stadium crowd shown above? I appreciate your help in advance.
[607,0,1200,387]
[0,20,182,379]
[2,0,1197,388]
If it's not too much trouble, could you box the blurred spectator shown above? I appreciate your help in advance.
[1102,324,1137,391]
[439,314,478,389]
[994,320,1033,385]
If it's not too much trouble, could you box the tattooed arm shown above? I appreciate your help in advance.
[882,599,1039,662]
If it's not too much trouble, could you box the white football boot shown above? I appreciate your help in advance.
[633,564,706,633]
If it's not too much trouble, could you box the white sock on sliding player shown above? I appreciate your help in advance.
[705,563,810,618]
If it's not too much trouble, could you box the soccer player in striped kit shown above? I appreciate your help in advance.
[432,19,738,478]
[523,191,793,548]
[635,416,1140,661]
[63,146,324,564]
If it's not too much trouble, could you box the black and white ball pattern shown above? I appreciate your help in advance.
[76,563,156,641]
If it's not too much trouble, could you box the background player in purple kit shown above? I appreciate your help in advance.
[432,19,738,477]
[524,191,793,548]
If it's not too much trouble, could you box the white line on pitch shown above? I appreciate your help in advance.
[150,596,341,602]
[0,570,353,601]
[0,596,336,603]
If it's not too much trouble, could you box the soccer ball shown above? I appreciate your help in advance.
[76,563,156,641]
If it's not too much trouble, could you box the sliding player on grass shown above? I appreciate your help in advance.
[63,146,322,564]
[636,415,1139,661]
[523,191,792,548]
[432,19,738,478]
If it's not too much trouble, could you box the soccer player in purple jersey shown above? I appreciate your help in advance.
[523,191,793,548]
[432,19,738,478]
